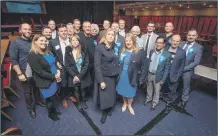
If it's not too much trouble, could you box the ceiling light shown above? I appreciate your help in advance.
[209,5,213,7]
[179,4,182,7]
[142,8,145,10]
[170,6,172,9]
[155,7,158,10]
[203,3,207,5]
[146,6,148,8]
[187,6,190,8]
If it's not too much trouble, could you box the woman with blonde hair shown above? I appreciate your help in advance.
[131,26,144,48]
[94,28,120,124]
[27,34,61,121]
[65,35,92,111]
[116,33,148,115]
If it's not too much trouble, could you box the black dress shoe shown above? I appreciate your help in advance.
[36,102,46,107]
[52,108,62,115]
[48,113,60,121]
[180,101,187,109]
[100,113,107,124]
[29,110,36,118]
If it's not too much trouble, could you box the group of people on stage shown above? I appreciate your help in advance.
[8,18,203,124]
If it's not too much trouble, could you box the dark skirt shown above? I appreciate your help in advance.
[93,76,117,110]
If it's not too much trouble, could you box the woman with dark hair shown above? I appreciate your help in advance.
[116,33,148,115]
[28,34,61,121]
[65,35,92,111]
[93,28,120,124]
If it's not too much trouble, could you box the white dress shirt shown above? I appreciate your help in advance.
[52,30,57,39]
[183,42,195,56]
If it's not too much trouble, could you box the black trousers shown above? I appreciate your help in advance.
[45,95,57,113]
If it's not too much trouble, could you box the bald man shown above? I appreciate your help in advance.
[159,22,174,50]
[165,34,186,108]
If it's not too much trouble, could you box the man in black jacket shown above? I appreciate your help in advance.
[78,21,96,109]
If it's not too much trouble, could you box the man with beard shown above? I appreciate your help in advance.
[9,23,44,118]
[42,27,52,45]
[178,29,203,109]
[78,21,95,109]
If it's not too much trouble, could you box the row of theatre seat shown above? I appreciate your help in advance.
[1,38,21,122]
[117,15,216,42]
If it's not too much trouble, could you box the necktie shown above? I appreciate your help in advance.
[184,43,190,51]
[145,35,151,55]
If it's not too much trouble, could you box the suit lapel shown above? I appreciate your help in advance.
[55,38,63,62]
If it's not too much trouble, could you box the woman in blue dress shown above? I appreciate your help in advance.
[117,33,148,115]
[28,34,62,121]
[65,35,92,111]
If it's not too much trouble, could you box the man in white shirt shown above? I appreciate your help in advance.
[178,29,203,109]
[142,22,159,58]
[73,19,81,34]
[48,24,77,109]
[48,19,58,39]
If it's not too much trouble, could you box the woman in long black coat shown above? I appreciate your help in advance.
[65,35,92,111]
[93,28,120,124]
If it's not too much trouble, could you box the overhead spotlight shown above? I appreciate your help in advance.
[146,6,148,8]
[155,7,158,10]
[187,6,190,8]
[142,8,145,10]
[170,6,172,9]
[209,5,213,7]
[179,4,182,7]
[203,3,207,5]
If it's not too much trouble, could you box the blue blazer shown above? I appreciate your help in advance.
[168,47,186,83]
[118,49,149,87]
[179,41,203,73]
[148,49,171,83]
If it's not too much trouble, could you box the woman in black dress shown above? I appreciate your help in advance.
[93,28,120,124]
[65,35,92,111]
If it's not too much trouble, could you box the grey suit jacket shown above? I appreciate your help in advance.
[148,49,171,83]
[179,41,203,73]
[142,33,159,57]
[169,47,186,82]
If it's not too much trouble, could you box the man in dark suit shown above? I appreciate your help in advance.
[99,20,111,39]
[48,24,77,109]
[178,29,203,108]
[165,35,186,108]
[48,19,58,39]
[144,36,171,110]
[111,22,124,56]
[118,19,128,37]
